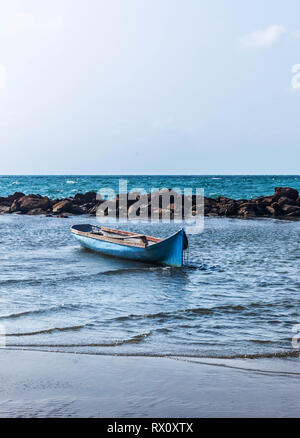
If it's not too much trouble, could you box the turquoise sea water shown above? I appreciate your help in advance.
[0,175,299,199]
[0,175,299,360]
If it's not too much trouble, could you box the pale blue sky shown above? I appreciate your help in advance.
[0,0,300,174]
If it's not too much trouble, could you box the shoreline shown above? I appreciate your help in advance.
[0,186,299,220]
[1,348,300,417]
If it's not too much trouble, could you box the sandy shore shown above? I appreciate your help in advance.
[0,349,300,417]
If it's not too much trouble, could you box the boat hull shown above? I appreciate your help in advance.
[71,226,187,267]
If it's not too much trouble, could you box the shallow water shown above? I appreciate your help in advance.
[0,214,299,359]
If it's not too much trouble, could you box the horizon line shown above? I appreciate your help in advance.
[0,174,299,177]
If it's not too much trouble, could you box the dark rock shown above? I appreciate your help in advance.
[50,198,61,205]
[10,203,19,213]
[52,199,73,214]
[204,197,217,206]
[81,202,96,210]
[265,206,276,216]
[69,204,86,214]
[10,192,25,200]
[254,201,266,216]
[12,195,51,213]
[0,205,10,214]
[215,196,234,204]
[74,191,97,204]
[27,208,47,215]
[277,196,296,207]
[88,206,97,216]
[27,193,42,198]
[88,201,105,216]
[224,201,238,216]
[0,192,25,206]
[281,205,300,214]
[270,202,282,215]
[237,201,257,217]
[286,209,300,218]
[73,193,85,203]
[238,202,255,209]
[255,196,275,207]
[209,207,220,215]
[9,199,20,212]
[237,208,256,217]
[274,187,299,201]
[1,186,300,220]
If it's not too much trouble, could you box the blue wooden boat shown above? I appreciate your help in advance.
[71,224,188,267]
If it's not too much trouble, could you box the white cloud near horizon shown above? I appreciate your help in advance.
[4,13,63,35]
[0,64,7,89]
[238,25,286,50]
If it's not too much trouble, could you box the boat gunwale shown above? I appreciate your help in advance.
[70,226,184,250]
[71,228,161,249]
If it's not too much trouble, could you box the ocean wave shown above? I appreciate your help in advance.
[0,300,292,326]
[0,304,91,320]
[3,325,85,337]
[0,266,171,287]
[5,332,151,347]
[103,301,289,324]
[3,347,299,363]
[174,350,300,360]
[0,278,44,286]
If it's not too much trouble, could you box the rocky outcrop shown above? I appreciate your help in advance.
[52,199,73,214]
[0,205,10,214]
[73,191,97,204]
[10,194,51,213]
[273,187,298,200]
[0,187,299,220]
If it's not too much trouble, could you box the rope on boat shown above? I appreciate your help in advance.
[91,226,103,235]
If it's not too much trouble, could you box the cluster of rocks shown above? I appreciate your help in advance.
[0,191,100,217]
[0,187,299,220]
[203,186,300,219]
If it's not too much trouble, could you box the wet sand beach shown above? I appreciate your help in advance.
[0,349,300,418]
